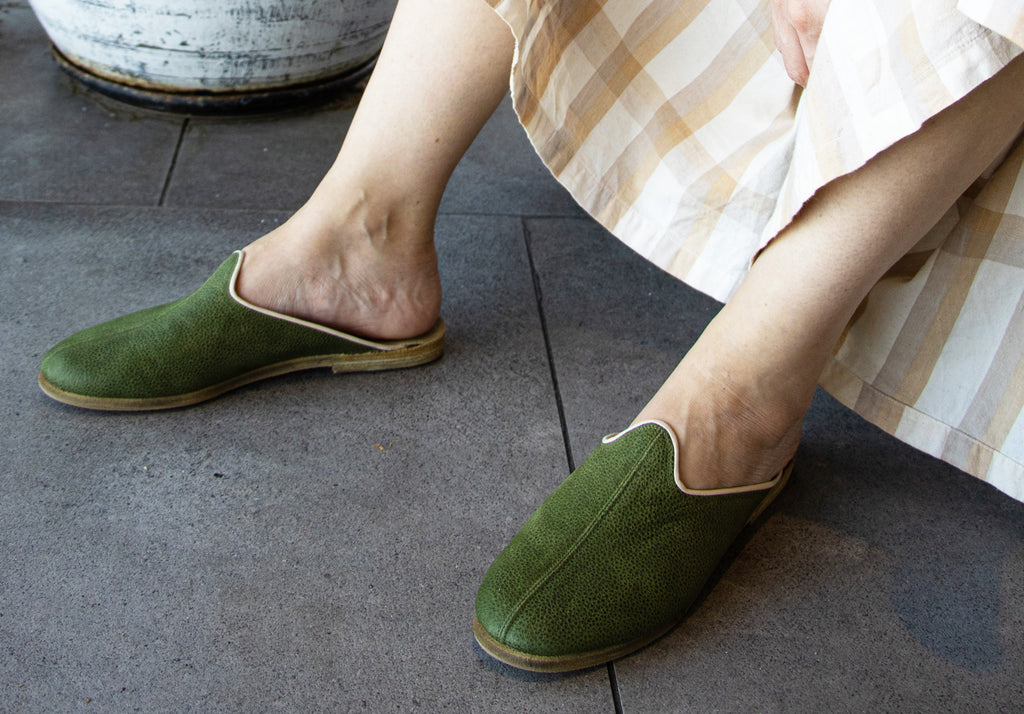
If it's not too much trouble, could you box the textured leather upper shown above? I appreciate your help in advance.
[475,422,773,659]
[40,253,380,399]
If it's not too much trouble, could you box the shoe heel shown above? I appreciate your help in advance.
[328,330,445,373]
[745,459,793,525]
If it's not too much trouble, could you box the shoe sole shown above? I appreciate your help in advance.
[472,459,794,673]
[38,320,445,411]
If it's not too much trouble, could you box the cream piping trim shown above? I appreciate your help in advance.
[602,419,784,496]
[227,250,402,351]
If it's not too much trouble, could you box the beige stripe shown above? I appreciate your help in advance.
[542,27,653,171]
[832,296,870,356]
[541,0,712,175]
[950,139,1024,449]
[913,208,1024,269]
[873,218,994,404]
[987,349,1024,454]
[892,12,940,115]
[700,166,741,229]
[666,244,701,279]
[854,383,906,434]
[801,68,845,183]
[960,290,1024,449]
[889,261,980,404]
[513,0,606,130]
[959,208,1005,260]
[833,247,934,361]
[943,430,994,478]
[966,441,995,479]
[596,23,776,232]
[819,358,867,408]
[985,214,1024,269]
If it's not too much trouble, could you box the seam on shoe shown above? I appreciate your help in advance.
[497,435,661,641]
[44,304,173,355]
[227,250,414,352]
[49,255,245,355]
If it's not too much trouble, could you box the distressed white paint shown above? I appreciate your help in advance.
[28,0,398,91]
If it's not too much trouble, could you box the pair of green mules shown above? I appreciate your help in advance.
[38,251,790,673]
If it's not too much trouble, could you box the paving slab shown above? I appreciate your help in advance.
[162,95,582,216]
[1,203,614,712]
[10,0,1023,706]
[0,4,183,206]
[440,96,584,218]
[522,216,722,464]
[526,215,1024,711]
[159,102,358,212]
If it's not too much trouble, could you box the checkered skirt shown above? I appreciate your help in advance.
[487,0,1024,500]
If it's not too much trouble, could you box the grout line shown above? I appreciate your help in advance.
[0,197,293,215]
[157,118,190,207]
[0,196,583,224]
[524,215,623,712]
[437,209,588,220]
[521,217,576,472]
[608,662,625,714]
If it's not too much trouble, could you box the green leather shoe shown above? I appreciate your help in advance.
[38,251,445,411]
[473,420,791,672]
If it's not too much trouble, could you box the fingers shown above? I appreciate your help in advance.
[771,0,810,86]
[770,0,829,87]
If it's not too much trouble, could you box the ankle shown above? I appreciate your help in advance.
[235,189,442,339]
[307,171,439,245]
[635,357,809,491]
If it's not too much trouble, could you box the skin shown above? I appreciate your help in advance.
[236,0,1024,490]
[237,0,513,341]
[770,0,832,86]
[633,50,1024,488]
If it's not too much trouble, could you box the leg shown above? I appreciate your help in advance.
[237,0,515,339]
[37,0,515,409]
[636,54,1024,490]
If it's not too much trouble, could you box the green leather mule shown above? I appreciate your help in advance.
[474,420,791,672]
[38,251,444,410]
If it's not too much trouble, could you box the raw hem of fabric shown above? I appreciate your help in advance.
[487,0,1024,503]
[820,358,1024,502]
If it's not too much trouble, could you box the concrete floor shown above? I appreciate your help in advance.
[3,3,1024,711]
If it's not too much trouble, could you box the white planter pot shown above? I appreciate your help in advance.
[28,0,397,110]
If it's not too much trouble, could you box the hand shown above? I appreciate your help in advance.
[770,0,831,86]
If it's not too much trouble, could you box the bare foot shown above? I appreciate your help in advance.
[235,192,442,341]
[634,343,808,492]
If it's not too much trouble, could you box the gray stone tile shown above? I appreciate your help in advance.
[1,203,613,711]
[0,5,183,205]
[524,215,721,465]
[6,0,579,217]
[163,95,583,216]
[160,100,358,211]
[440,97,583,218]
[526,216,1024,710]
[611,399,1024,712]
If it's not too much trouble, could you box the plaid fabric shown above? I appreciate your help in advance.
[488,0,1024,500]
